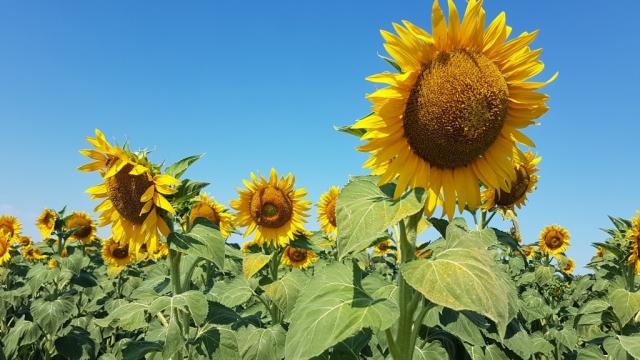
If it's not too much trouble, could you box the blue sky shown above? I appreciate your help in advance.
[1,0,638,272]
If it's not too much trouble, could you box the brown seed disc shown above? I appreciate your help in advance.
[113,247,129,259]
[249,186,293,228]
[288,247,307,262]
[326,198,337,227]
[74,225,92,239]
[403,50,509,168]
[106,164,153,224]
[495,166,530,206]
[545,235,563,250]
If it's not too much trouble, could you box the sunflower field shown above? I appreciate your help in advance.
[1,1,639,359]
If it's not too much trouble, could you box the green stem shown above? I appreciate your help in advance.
[182,257,206,291]
[268,251,282,324]
[511,215,522,243]
[168,249,185,359]
[394,211,422,360]
[483,211,497,229]
[478,211,487,230]
[409,301,430,353]
[385,329,400,359]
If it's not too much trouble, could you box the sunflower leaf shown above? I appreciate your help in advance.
[242,253,272,279]
[336,176,426,260]
[401,243,518,338]
[618,335,640,358]
[165,154,203,179]
[263,270,310,321]
[168,219,225,270]
[237,325,286,360]
[285,262,399,359]
[609,288,640,327]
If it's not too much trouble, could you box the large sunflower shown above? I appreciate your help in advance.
[190,193,234,238]
[317,186,339,236]
[353,0,555,219]
[231,169,311,248]
[102,238,132,267]
[482,150,540,210]
[538,225,570,255]
[66,212,97,245]
[80,129,179,254]
[0,231,11,266]
[627,211,640,274]
[0,215,21,243]
[36,209,57,239]
[281,246,318,269]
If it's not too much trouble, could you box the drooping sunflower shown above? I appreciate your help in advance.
[562,258,576,274]
[522,245,535,259]
[189,193,235,238]
[0,231,11,266]
[101,238,132,267]
[66,212,97,245]
[36,209,57,239]
[80,129,179,255]
[353,0,555,219]
[281,246,318,269]
[0,215,21,243]
[373,239,394,256]
[482,150,540,211]
[22,247,48,261]
[627,211,640,274]
[538,225,570,255]
[317,186,340,236]
[231,169,311,248]
[17,236,32,249]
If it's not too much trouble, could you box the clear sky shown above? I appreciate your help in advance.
[1,0,638,272]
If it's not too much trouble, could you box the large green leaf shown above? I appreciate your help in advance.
[336,176,426,259]
[193,325,240,360]
[263,270,309,321]
[413,341,448,360]
[2,318,42,359]
[237,325,286,360]
[401,247,518,337]
[169,220,225,270]
[121,341,163,360]
[609,288,640,327]
[619,335,640,358]
[55,327,97,360]
[209,277,254,308]
[31,297,77,334]
[94,301,149,331]
[285,262,399,359]
[164,155,202,179]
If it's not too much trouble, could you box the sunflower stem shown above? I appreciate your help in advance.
[483,211,497,229]
[268,250,282,324]
[511,215,522,242]
[394,210,421,360]
[168,248,187,358]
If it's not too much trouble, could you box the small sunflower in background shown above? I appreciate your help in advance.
[66,212,96,245]
[482,150,540,212]
[17,235,32,249]
[36,209,57,239]
[352,0,555,219]
[190,193,234,237]
[0,231,11,266]
[317,186,339,237]
[231,169,311,248]
[595,246,606,258]
[373,239,394,257]
[241,240,259,254]
[22,247,47,261]
[48,259,58,269]
[281,246,318,270]
[539,225,570,255]
[522,245,536,259]
[101,238,132,267]
[627,211,640,274]
[415,248,433,259]
[0,215,21,244]
[562,259,576,275]
[80,129,180,255]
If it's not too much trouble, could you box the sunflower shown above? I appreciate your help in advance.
[101,238,132,267]
[231,169,311,248]
[80,129,179,255]
[416,248,433,259]
[538,225,570,255]
[17,236,32,249]
[627,211,640,274]
[66,212,97,245]
[281,246,318,269]
[241,240,259,254]
[22,247,48,261]
[148,241,169,260]
[36,209,57,239]
[481,150,540,211]
[352,0,555,219]
[48,259,58,269]
[0,231,11,266]
[0,215,21,243]
[595,246,605,258]
[317,186,339,236]
[189,193,234,238]
[373,239,394,256]
[562,258,576,274]
[522,245,535,259]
